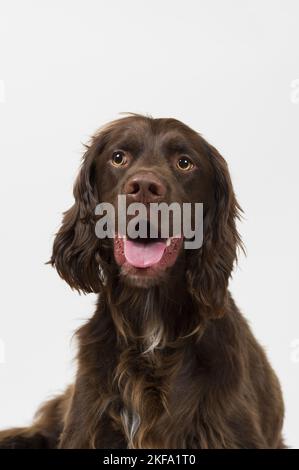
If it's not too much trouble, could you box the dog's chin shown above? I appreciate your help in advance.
[120,265,169,289]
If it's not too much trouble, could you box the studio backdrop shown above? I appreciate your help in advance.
[0,0,298,448]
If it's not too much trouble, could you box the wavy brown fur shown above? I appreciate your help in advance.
[0,115,285,448]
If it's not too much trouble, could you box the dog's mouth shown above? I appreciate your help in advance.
[122,236,178,268]
[113,228,183,275]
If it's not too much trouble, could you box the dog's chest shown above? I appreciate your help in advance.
[117,349,196,448]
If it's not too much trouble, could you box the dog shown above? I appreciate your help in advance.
[0,114,285,448]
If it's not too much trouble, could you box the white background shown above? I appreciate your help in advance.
[0,0,298,448]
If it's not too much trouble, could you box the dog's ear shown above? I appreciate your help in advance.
[50,138,108,293]
[187,143,243,319]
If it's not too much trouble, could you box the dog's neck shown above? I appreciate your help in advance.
[103,274,196,353]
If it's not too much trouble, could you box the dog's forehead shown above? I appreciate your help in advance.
[104,117,200,151]
[158,129,196,152]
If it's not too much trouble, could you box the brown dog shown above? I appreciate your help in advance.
[0,114,285,448]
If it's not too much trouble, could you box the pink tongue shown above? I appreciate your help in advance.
[124,239,166,268]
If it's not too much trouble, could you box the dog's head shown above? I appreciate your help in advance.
[50,114,242,318]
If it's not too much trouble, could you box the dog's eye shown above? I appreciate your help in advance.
[112,150,127,167]
[176,156,194,171]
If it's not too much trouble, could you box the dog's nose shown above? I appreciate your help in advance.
[124,172,166,202]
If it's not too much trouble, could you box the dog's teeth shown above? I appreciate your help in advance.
[166,238,171,247]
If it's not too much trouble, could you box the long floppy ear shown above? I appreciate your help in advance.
[187,142,243,319]
[50,141,107,293]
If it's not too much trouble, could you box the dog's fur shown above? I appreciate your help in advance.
[0,115,285,448]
